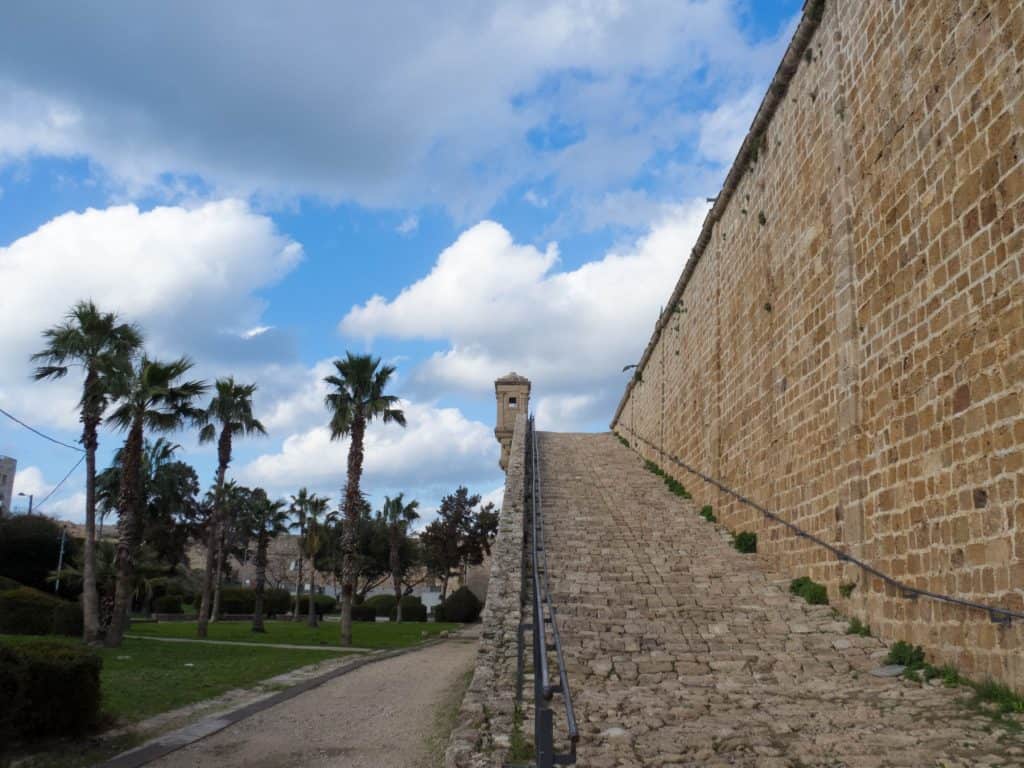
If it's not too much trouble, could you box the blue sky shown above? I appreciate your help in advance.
[0,0,801,523]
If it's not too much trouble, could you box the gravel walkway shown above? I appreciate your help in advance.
[149,634,478,768]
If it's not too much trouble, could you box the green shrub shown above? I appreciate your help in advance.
[886,640,925,669]
[441,587,482,623]
[839,582,856,598]
[291,594,337,616]
[0,640,102,741]
[153,595,183,614]
[0,575,22,592]
[364,594,397,618]
[0,587,64,635]
[351,604,377,622]
[0,515,65,592]
[732,531,757,554]
[219,586,256,614]
[789,576,829,605]
[432,604,446,622]
[846,617,871,636]
[51,600,83,636]
[699,505,716,522]
[262,589,291,616]
[390,595,427,622]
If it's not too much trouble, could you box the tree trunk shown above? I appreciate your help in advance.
[81,405,101,644]
[307,568,317,627]
[440,574,449,604]
[252,534,267,633]
[105,419,143,647]
[391,536,403,623]
[198,427,231,638]
[339,417,366,646]
[293,547,303,620]
[212,525,226,621]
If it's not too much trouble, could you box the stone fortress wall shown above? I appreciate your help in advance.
[612,0,1023,688]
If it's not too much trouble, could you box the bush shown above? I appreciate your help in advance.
[0,640,102,742]
[219,586,256,614]
[364,594,397,618]
[351,604,376,622]
[0,515,65,592]
[732,531,757,554]
[789,576,829,605]
[262,589,291,616]
[153,595,183,614]
[0,587,64,635]
[0,576,22,592]
[699,505,716,523]
[432,604,446,622]
[51,600,83,636]
[886,640,926,669]
[441,587,482,623]
[390,595,427,622]
[291,594,337,617]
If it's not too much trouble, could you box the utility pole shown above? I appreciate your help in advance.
[17,491,33,514]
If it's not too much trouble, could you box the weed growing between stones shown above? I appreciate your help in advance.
[643,458,692,499]
[839,582,856,598]
[508,704,534,762]
[699,505,716,523]
[846,617,871,636]
[614,433,630,449]
[732,531,757,554]
[790,576,829,605]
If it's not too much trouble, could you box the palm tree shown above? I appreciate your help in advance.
[380,494,419,622]
[245,490,289,633]
[210,480,245,622]
[196,378,266,639]
[31,300,143,643]
[288,487,313,620]
[324,353,406,646]
[304,494,330,627]
[104,356,207,647]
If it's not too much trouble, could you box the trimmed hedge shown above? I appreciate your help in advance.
[263,589,291,616]
[390,595,426,622]
[351,604,377,622]
[52,600,84,636]
[363,594,397,618]
[0,587,65,635]
[291,594,337,616]
[219,586,256,614]
[0,515,65,592]
[0,640,102,742]
[153,595,183,614]
[0,575,22,592]
[437,587,482,623]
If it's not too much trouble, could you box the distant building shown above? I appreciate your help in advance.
[0,456,15,517]
[494,372,530,470]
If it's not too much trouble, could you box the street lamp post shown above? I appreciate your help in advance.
[17,491,33,514]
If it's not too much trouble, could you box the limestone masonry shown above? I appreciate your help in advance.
[612,0,1023,688]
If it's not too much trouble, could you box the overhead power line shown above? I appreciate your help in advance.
[32,454,86,513]
[0,406,85,453]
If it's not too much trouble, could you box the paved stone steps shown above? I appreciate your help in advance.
[534,431,1022,768]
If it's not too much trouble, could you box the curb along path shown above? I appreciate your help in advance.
[123,634,374,653]
[538,432,1023,767]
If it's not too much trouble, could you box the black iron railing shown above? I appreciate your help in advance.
[618,426,1023,627]
[527,416,578,767]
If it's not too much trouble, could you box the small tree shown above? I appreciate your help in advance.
[304,495,330,627]
[379,494,419,622]
[244,490,289,633]
[421,487,499,602]
[288,488,313,620]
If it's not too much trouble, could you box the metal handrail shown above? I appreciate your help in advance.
[528,416,579,767]
[619,426,1023,626]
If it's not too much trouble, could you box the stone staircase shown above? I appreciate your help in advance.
[535,432,1021,768]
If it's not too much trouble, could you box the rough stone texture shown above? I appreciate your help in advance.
[446,413,527,768]
[541,432,1024,767]
[612,0,1024,688]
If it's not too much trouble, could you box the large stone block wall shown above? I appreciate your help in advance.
[446,413,528,768]
[613,0,1023,688]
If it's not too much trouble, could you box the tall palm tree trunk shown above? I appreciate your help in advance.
[307,569,317,627]
[253,536,267,633]
[198,429,230,638]
[391,541,403,623]
[339,417,366,646]
[212,525,226,621]
[82,411,101,644]
[106,420,143,647]
[293,552,303,620]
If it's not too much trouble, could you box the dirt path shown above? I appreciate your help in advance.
[148,635,478,768]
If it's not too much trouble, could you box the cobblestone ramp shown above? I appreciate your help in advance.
[537,432,1022,768]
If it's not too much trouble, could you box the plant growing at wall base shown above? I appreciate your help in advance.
[699,505,716,523]
[732,531,757,554]
[790,576,828,605]
[614,433,630,448]
[839,582,856,599]
[846,617,870,636]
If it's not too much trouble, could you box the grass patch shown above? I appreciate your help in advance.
[0,634,341,724]
[509,704,534,762]
[643,459,692,499]
[126,619,459,649]
[699,505,716,523]
[846,617,871,636]
[789,576,829,605]
[732,531,757,554]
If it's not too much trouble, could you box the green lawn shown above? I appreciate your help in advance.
[127,619,459,649]
[0,635,340,723]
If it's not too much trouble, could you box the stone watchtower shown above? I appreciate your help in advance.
[494,372,530,471]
